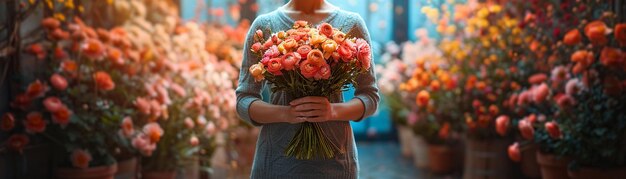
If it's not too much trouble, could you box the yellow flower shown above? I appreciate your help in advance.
[489,5,502,13]
[477,8,490,19]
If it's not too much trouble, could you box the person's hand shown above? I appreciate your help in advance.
[289,96,335,123]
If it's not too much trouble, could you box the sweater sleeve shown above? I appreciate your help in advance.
[347,13,380,122]
[235,16,267,127]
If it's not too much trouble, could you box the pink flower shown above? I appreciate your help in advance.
[266,58,284,75]
[518,119,534,140]
[281,52,301,71]
[264,45,280,58]
[205,121,216,136]
[550,66,569,83]
[565,79,582,96]
[517,90,531,106]
[184,117,195,129]
[134,97,151,115]
[296,45,312,59]
[314,63,331,80]
[25,80,49,99]
[255,30,263,39]
[317,23,334,37]
[263,39,274,50]
[71,149,92,169]
[356,39,372,70]
[143,122,164,143]
[190,135,199,146]
[407,112,418,125]
[251,42,263,53]
[170,83,187,97]
[532,83,549,104]
[120,117,134,137]
[43,96,64,113]
[300,60,321,79]
[508,142,521,162]
[196,116,207,126]
[338,43,355,62]
[545,122,562,139]
[495,115,510,137]
[132,134,156,156]
[528,74,548,85]
[50,74,68,91]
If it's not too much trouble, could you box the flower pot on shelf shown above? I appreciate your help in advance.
[141,170,176,179]
[428,144,456,174]
[55,163,118,179]
[115,157,138,179]
[463,138,513,179]
[536,151,571,179]
[410,134,429,169]
[397,125,414,157]
[567,167,626,179]
[520,144,541,178]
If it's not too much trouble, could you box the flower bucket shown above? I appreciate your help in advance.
[568,166,626,179]
[115,157,137,179]
[463,138,513,179]
[536,151,571,179]
[141,170,176,179]
[428,144,456,174]
[397,125,414,157]
[520,144,541,178]
[410,134,429,169]
[55,163,118,179]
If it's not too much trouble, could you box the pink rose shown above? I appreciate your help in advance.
[251,42,263,53]
[71,149,92,169]
[317,23,334,37]
[296,45,312,59]
[134,97,151,115]
[120,117,134,137]
[338,43,354,62]
[266,58,284,75]
[532,83,550,103]
[50,74,68,91]
[281,52,301,71]
[300,60,321,79]
[264,45,280,58]
[43,96,64,113]
[314,63,331,80]
[356,39,372,70]
[132,134,156,156]
[184,117,195,129]
[550,66,570,83]
[143,122,164,143]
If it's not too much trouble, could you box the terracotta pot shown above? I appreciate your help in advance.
[463,138,513,179]
[55,163,118,179]
[536,151,571,179]
[141,170,176,179]
[410,134,429,169]
[397,125,414,157]
[520,144,541,178]
[115,157,137,179]
[568,166,626,179]
[428,144,455,174]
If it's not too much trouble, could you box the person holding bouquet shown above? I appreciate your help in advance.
[235,0,379,178]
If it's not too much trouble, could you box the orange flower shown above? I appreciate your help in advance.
[570,50,594,67]
[81,38,105,59]
[430,80,441,91]
[416,90,430,106]
[249,62,266,82]
[528,74,547,85]
[61,60,78,74]
[143,122,164,143]
[50,73,68,90]
[7,134,29,153]
[93,71,115,91]
[322,40,338,55]
[50,28,70,40]
[107,47,124,66]
[41,17,60,30]
[24,112,46,133]
[52,106,72,128]
[563,29,581,45]
[545,122,562,139]
[616,23,626,46]
[266,58,284,76]
[1,113,15,132]
[43,96,64,113]
[120,117,134,137]
[309,34,327,46]
[488,105,499,116]
[599,47,623,67]
[495,115,509,137]
[584,21,609,46]
[71,149,92,169]
[282,38,298,51]
[476,81,487,91]
[307,49,325,65]
[317,23,334,37]
[293,21,309,28]
[508,142,521,162]
[25,80,49,99]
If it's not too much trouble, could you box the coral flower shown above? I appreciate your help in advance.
[337,43,355,62]
[1,113,15,132]
[563,29,581,45]
[616,23,626,46]
[25,80,49,99]
[251,42,263,53]
[50,73,68,90]
[307,49,325,65]
[356,39,372,70]
[314,63,331,80]
[143,122,164,143]
[545,122,562,139]
[584,21,609,46]
[556,94,576,109]
[184,117,195,129]
[24,112,46,133]
[571,50,594,67]
[132,134,156,156]
[52,106,72,128]
[81,38,105,59]
[282,52,302,71]
[495,115,510,137]
[7,134,29,153]
[532,83,550,103]
[317,23,334,37]
[41,17,60,30]
[107,47,124,66]
[416,90,430,107]
[266,58,284,76]
[43,96,64,112]
[27,43,46,60]
[599,47,623,67]
[300,60,321,79]
[120,117,134,137]
[518,119,534,140]
[189,135,199,146]
[134,97,151,115]
[71,149,92,169]
[93,71,115,91]
[61,60,78,74]
[296,45,312,59]
[528,74,548,85]
[10,93,31,110]
[508,142,521,162]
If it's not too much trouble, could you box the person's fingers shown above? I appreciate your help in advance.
[293,103,326,112]
[297,110,323,118]
[289,96,328,106]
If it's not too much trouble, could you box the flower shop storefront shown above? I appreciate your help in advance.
[1,0,626,179]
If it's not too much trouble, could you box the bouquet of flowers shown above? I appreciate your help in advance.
[248,21,372,160]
